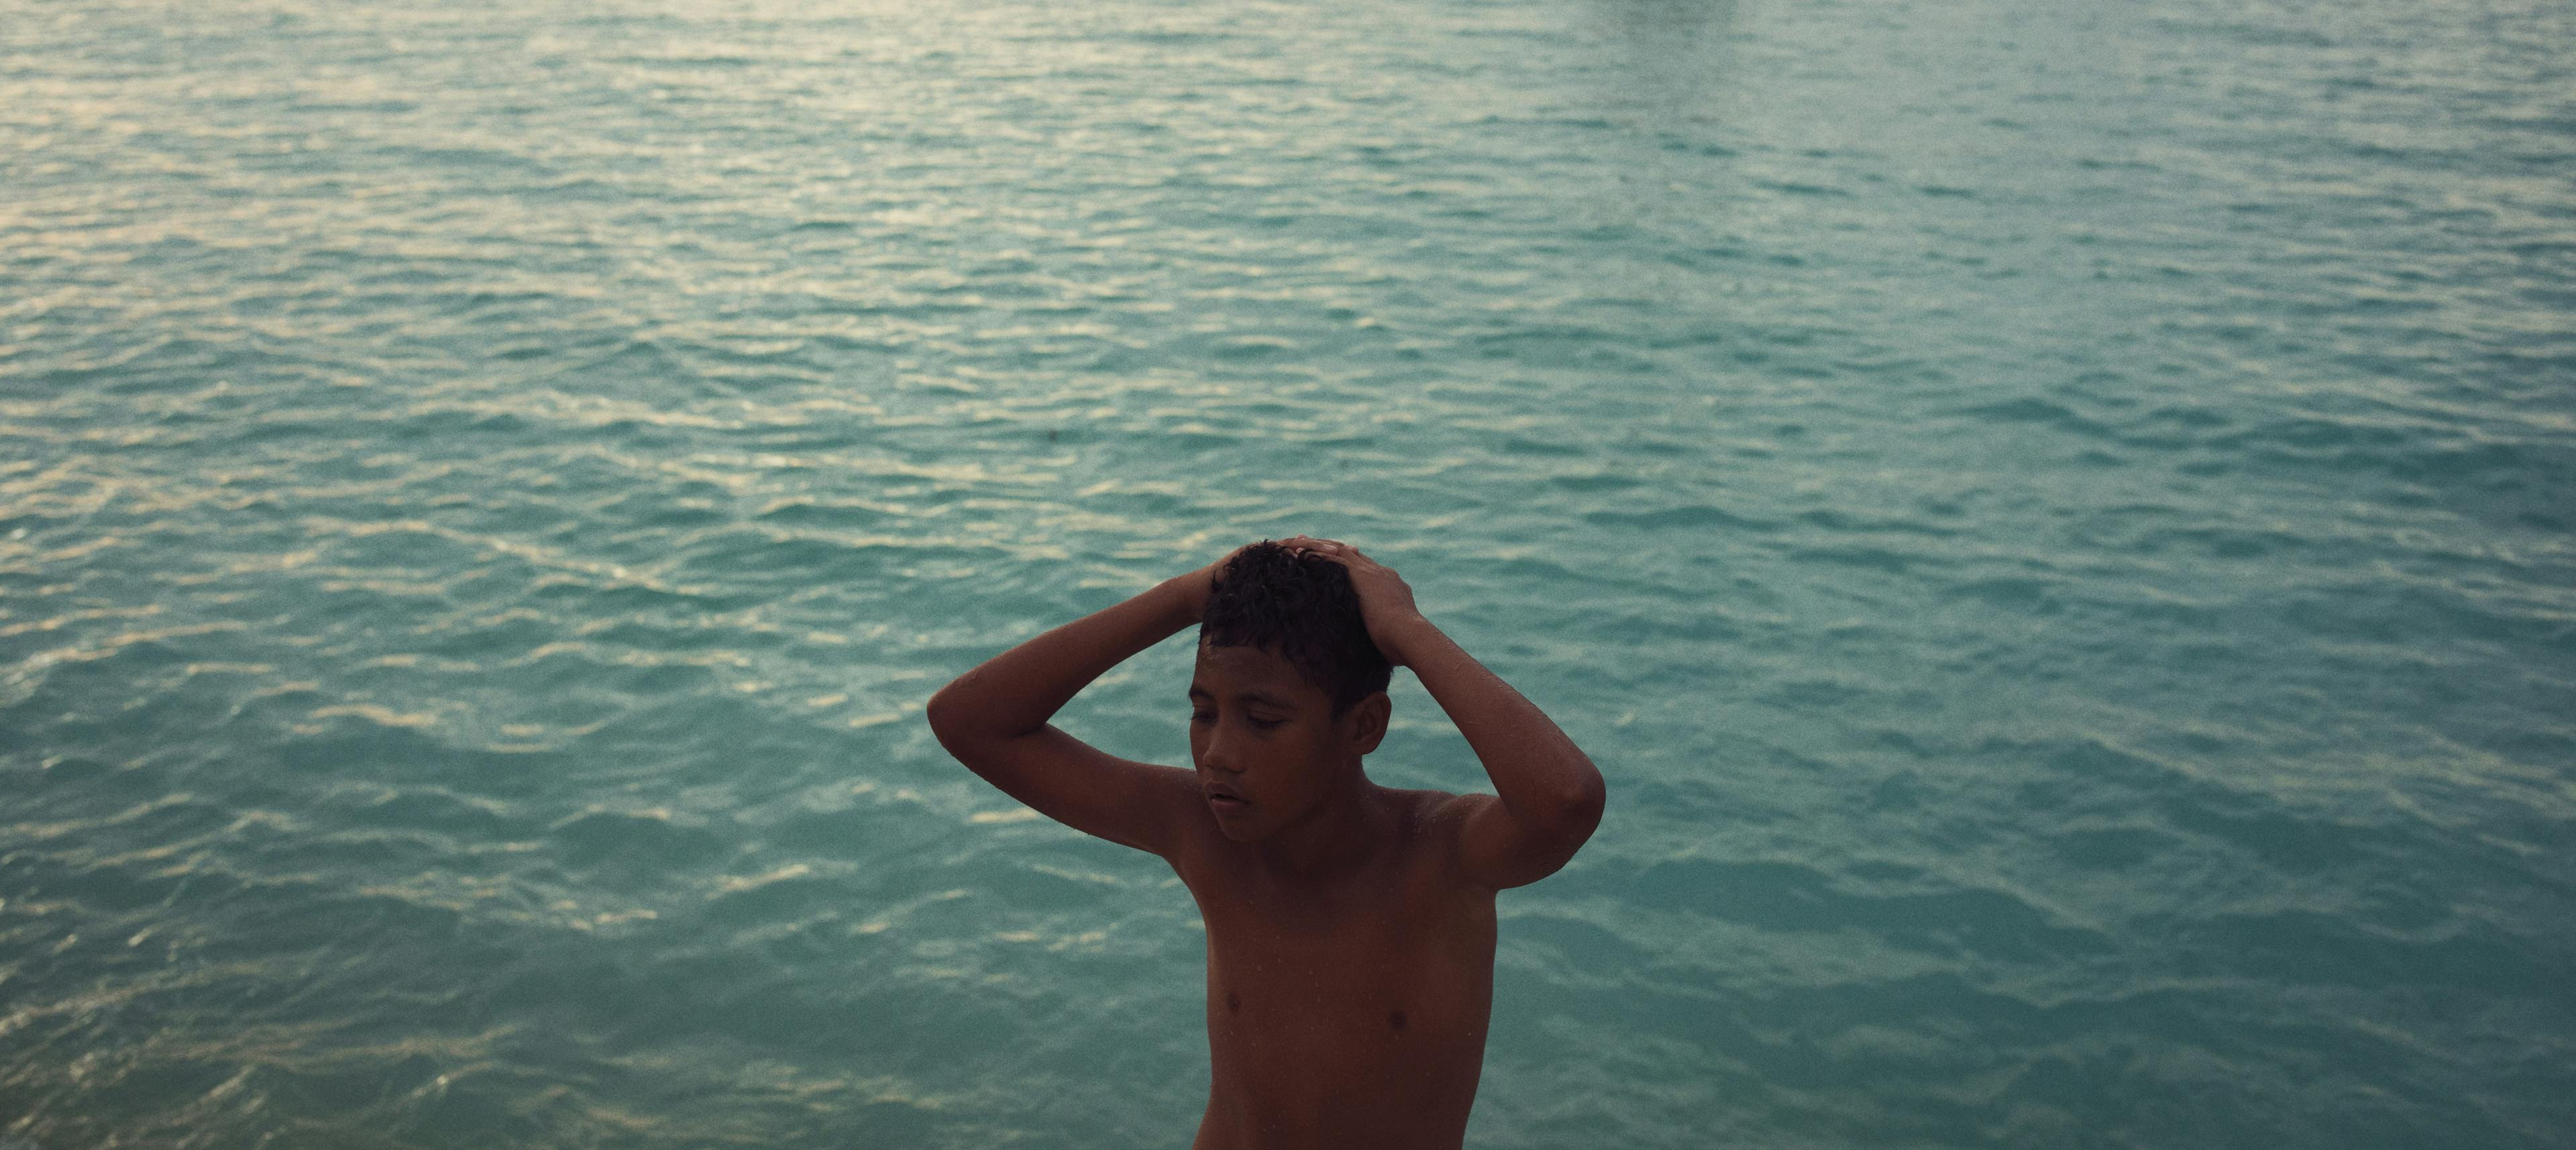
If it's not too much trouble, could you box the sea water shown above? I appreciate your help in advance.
[3,0,2571,1146]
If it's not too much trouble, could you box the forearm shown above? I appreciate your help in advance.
[1386,617,1605,821]
[926,576,1197,742]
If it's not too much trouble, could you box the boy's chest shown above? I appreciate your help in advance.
[1180,847,1498,1039]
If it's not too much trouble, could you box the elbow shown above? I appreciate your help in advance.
[924,686,951,735]
[1562,775,1606,833]
[923,692,989,776]
[924,682,974,747]
[924,679,1025,766]
[1538,763,1605,836]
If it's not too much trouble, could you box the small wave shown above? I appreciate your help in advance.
[549,806,729,868]
[1581,505,1776,532]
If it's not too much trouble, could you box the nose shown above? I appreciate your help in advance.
[1198,724,1243,776]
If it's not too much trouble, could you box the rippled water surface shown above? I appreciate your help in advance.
[5,0,2573,1146]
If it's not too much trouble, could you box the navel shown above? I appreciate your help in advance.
[1226,992,1241,1014]
[1388,1008,1407,1032]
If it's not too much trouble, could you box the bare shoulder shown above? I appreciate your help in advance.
[1413,786,1596,891]
[1385,787,1483,884]
[1380,786,1459,834]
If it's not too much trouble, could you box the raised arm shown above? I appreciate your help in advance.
[1283,537,1606,889]
[923,549,1237,858]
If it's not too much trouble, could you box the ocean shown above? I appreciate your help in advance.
[3,0,2571,1145]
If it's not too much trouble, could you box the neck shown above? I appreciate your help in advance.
[1254,766,1385,879]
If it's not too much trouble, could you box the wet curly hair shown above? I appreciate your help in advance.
[1200,541,1392,719]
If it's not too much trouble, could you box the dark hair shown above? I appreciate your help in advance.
[1200,541,1392,718]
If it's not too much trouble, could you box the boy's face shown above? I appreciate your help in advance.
[1187,638,1382,843]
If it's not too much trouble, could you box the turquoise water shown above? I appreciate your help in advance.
[4,0,2572,1145]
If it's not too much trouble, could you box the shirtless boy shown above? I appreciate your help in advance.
[926,536,1606,1149]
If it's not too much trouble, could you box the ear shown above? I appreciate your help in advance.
[1343,692,1391,755]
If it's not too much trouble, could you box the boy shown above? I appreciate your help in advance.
[926,536,1606,1149]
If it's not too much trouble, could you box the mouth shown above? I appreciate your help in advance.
[1205,786,1250,813]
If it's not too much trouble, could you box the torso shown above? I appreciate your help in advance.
[1167,786,1497,1150]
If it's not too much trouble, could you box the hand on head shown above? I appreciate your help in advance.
[1271,536,1421,665]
